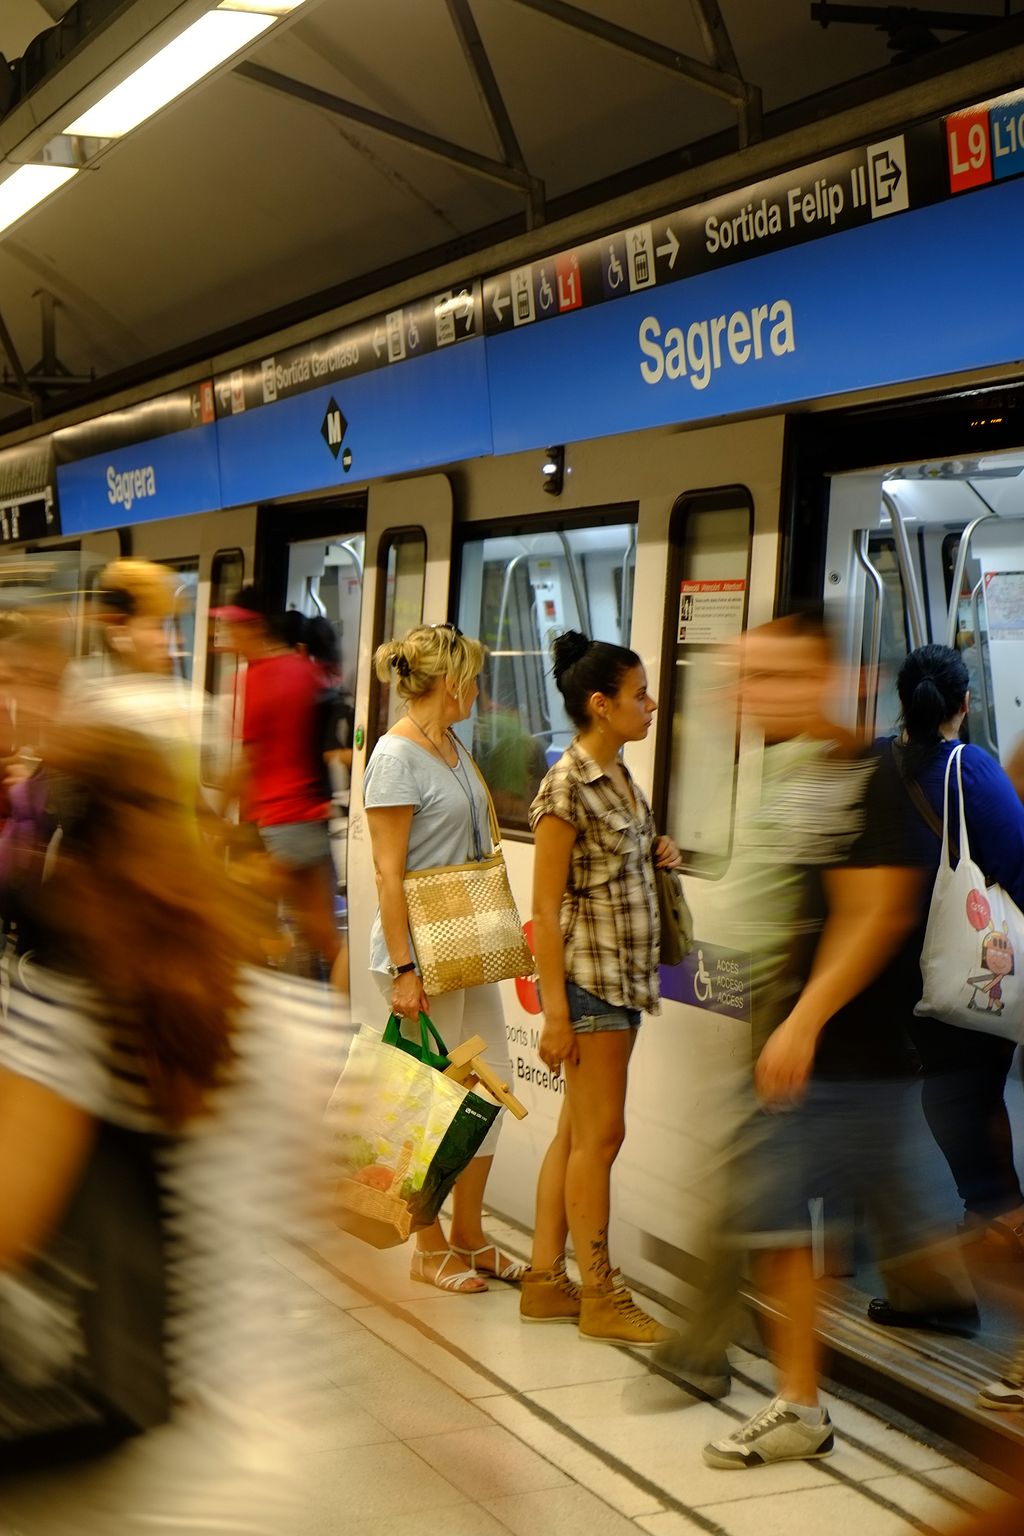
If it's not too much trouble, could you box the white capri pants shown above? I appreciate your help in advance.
[372,974,511,1158]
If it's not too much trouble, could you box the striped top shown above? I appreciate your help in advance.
[0,956,348,1418]
[530,740,659,1012]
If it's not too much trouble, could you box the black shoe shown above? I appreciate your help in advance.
[867,1297,980,1336]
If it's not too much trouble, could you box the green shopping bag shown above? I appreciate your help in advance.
[327,1016,499,1248]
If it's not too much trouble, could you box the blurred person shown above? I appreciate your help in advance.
[72,560,207,809]
[305,614,355,785]
[0,616,67,955]
[520,632,681,1346]
[0,710,336,1520]
[364,623,522,1293]
[305,615,354,893]
[695,613,974,1471]
[215,587,346,993]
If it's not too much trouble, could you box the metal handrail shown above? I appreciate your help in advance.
[556,530,590,635]
[945,513,994,648]
[337,539,364,582]
[620,525,636,645]
[855,528,884,737]
[493,550,529,711]
[969,577,999,757]
[881,491,925,650]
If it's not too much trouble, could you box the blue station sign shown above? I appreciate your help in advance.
[54,383,221,535]
[16,82,1024,535]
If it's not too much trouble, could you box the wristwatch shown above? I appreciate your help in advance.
[387,960,417,979]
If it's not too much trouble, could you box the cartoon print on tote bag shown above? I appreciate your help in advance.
[964,889,1014,1017]
[915,745,1024,1043]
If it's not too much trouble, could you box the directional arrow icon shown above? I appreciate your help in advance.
[492,291,510,323]
[875,152,901,198]
[373,327,385,359]
[656,227,680,268]
[455,290,474,333]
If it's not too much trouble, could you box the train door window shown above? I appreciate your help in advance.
[863,534,911,738]
[203,548,244,786]
[163,560,199,682]
[454,513,637,832]
[370,529,427,748]
[657,489,752,878]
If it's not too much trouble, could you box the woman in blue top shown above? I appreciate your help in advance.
[891,645,1024,1270]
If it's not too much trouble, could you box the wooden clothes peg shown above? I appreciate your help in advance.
[443,1034,528,1119]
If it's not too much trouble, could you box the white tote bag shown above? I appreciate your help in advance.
[915,744,1024,1042]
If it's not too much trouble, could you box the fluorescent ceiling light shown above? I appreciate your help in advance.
[0,164,77,233]
[219,1,307,12]
[64,9,275,139]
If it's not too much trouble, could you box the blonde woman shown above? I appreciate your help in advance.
[364,623,523,1293]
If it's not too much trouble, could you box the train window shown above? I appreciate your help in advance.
[369,528,426,751]
[163,559,199,682]
[203,548,244,786]
[657,488,752,879]
[454,514,638,832]
[864,535,911,738]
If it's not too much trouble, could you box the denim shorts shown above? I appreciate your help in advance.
[566,980,641,1035]
[259,818,332,871]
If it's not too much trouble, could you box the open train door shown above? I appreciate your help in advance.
[346,474,454,1024]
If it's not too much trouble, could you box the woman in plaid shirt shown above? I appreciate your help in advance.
[519,631,682,1345]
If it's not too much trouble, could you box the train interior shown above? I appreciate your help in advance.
[821,449,1024,1468]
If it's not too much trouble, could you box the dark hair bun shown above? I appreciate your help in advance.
[551,630,591,681]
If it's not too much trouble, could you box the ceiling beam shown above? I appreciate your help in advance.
[0,308,40,420]
[688,0,743,77]
[505,0,761,145]
[444,0,545,226]
[687,0,762,145]
[235,62,546,214]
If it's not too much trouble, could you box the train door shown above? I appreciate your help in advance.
[345,475,454,1023]
[824,455,1024,763]
[249,494,366,993]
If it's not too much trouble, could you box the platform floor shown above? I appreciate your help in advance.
[7,1214,1018,1536]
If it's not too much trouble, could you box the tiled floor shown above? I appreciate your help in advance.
[1,1219,1018,1535]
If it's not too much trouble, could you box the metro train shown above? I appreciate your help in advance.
[3,60,1024,1459]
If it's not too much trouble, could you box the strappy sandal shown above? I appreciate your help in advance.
[450,1242,528,1284]
[410,1248,488,1292]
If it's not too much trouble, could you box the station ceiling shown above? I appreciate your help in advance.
[0,0,1021,435]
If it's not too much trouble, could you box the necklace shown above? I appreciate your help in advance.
[406,712,457,766]
[406,714,482,857]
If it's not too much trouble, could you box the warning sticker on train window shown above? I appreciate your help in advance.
[983,571,1024,642]
[677,579,746,644]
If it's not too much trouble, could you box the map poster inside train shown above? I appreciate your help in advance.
[677,579,746,643]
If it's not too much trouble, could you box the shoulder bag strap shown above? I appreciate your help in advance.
[892,739,959,863]
[951,742,972,867]
[460,745,502,853]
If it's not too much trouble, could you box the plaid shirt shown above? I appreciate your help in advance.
[530,740,659,1012]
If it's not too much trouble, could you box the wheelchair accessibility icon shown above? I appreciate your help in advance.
[693,948,713,1004]
[606,244,624,290]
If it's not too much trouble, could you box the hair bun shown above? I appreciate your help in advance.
[551,630,591,680]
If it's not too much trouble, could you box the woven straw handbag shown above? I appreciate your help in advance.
[403,755,533,996]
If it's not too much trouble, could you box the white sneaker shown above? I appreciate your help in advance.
[702,1396,834,1469]
[978,1351,1024,1411]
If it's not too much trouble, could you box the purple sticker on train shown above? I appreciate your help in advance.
[661,939,751,1022]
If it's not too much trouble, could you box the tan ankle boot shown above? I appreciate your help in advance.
[519,1254,582,1323]
[578,1270,679,1346]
